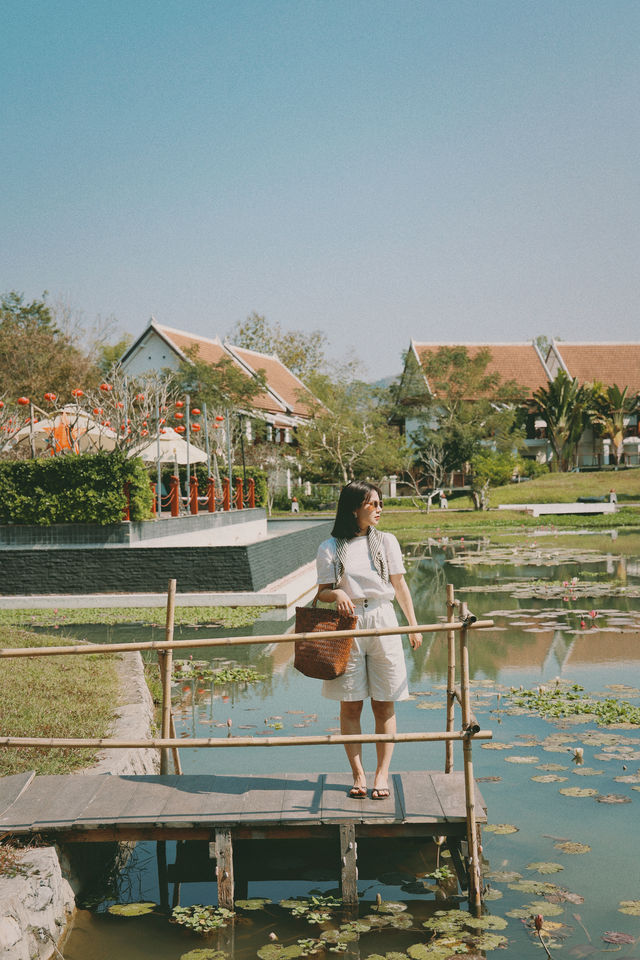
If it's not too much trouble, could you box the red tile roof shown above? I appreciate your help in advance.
[413,342,549,397]
[226,344,316,418]
[154,324,286,416]
[553,343,640,394]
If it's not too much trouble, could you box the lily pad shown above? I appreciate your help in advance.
[602,931,636,943]
[484,823,519,834]
[554,841,591,854]
[482,742,514,750]
[527,901,565,916]
[559,786,598,797]
[572,766,604,776]
[108,902,155,917]
[465,915,508,930]
[472,932,508,950]
[485,870,522,882]
[504,755,539,764]
[371,901,408,914]
[180,951,229,960]
[614,773,640,783]
[527,862,564,874]
[389,914,414,930]
[531,774,568,783]
[483,888,504,901]
[236,899,271,911]
[596,793,632,803]
[618,900,640,915]
[257,945,308,960]
[536,763,568,771]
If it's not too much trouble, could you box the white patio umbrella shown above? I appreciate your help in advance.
[2,406,117,455]
[133,427,208,465]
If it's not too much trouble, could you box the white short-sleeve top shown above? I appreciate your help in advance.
[316,533,405,602]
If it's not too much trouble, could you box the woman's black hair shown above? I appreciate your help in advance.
[331,481,383,539]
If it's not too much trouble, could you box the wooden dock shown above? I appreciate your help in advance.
[0,770,486,905]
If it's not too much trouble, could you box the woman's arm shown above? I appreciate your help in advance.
[389,573,422,649]
[317,583,356,616]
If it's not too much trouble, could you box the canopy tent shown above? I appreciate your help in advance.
[133,427,208,465]
[2,407,117,455]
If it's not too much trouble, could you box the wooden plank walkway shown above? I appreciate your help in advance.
[0,771,487,906]
[0,770,485,838]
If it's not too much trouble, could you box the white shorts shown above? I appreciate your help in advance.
[322,599,410,702]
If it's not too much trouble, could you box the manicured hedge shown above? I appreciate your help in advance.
[0,453,153,525]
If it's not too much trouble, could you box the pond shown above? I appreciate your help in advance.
[63,528,640,960]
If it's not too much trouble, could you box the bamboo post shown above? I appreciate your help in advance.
[445,583,456,773]
[160,580,177,775]
[339,823,358,906]
[169,713,183,775]
[459,600,482,909]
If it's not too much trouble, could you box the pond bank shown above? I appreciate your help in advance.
[0,651,157,960]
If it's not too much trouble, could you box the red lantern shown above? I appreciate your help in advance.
[160,428,166,434]
[192,423,201,432]
[71,388,84,398]
[141,429,148,437]
[159,417,166,425]
[213,423,220,429]
[100,383,113,392]
[116,401,124,409]
[17,397,29,405]
[135,393,144,401]
[44,392,57,402]
[0,401,4,408]
[191,408,201,415]
[175,400,185,408]
[215,415,224,422]
[175,425,186,434]
[93,408,103,416]
[102,420,111,427]
[175,412,184,419]
[120,424,126,432]
[142,420,148,427]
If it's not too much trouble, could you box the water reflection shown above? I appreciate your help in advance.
[62,529,640,960]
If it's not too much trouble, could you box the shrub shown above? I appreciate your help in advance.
[0,452,153,525]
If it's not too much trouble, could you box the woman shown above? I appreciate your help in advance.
[316,481,422,800]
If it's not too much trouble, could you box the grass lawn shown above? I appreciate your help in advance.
[0,627,120,776]
[0,605,274,629]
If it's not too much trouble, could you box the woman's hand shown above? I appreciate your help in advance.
[408,632,423,650]
[317,584,356,616]
[334,589,356,616]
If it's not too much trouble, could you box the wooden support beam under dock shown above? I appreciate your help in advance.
[0,770,486,907]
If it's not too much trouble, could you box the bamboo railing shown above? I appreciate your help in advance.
[0,579,493,906]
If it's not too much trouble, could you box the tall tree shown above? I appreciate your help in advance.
[591,383,639,466]
[402,346,525,480]
[0,291,100,400]
[297,375,406,484]
[228,312,327,381]
[530,370,594,471]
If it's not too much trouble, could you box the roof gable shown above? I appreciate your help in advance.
[225,343,317,418]
[551,342,640,394]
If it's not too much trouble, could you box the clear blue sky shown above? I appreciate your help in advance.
[2,0,638,380]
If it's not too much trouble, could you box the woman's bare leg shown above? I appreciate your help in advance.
[340,700,366,790]
[371,699,395,794]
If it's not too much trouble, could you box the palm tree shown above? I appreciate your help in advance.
[591,383,639,466]
[531,371,594,471]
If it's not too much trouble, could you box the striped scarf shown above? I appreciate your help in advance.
[334,527,388,586]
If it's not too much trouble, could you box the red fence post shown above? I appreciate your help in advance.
[222,477,231,511]
[122,481,131,522]
[207,477,216,512]
[247,477,255,508]
[150,482,157,517]
[189,475,199,514]
[235,477,244,510]
[169,476,180,517]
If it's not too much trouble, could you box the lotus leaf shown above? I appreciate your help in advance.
[180,950,229,960]
[618,900,640,915]
[483,888,503,901]
[527,901,565,916]
[614,773,640,783]
[389,914,414,929]
[482,742,514,750]
[505,907,535,919]
[363,914,391,927]
[384,953,409,960]
[324,928,358,943]
[531,774,567,783]
[340,921,371,933]
[544,888,584,904]
[108,902,156,917]
[235,899,271,910]
[465,914,508,930]
[554,841,591,854]
[602,931,636,943]
[507,880,559,895]
[527,862,564,874]
[371,901,408,914]
[504,755,539,764]
[559,786,598,797]
[471,932,508,950]
[257,945,309,960]
[416,701,446,710]
[486,870,523,882]
[536,763,568,771]
[572,766,604,776]
[484,823,519,834]
[596,793,631,803]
